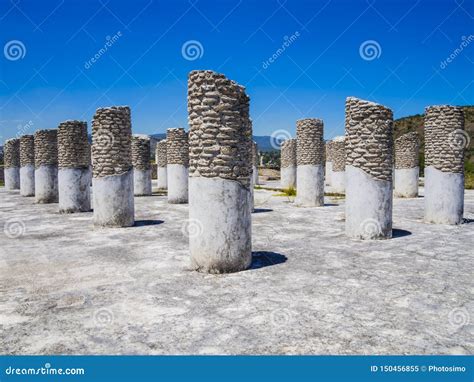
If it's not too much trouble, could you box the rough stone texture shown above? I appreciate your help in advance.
[325,141,333,162]
[131,135,151,171]
[58,121,90,169]
[156,139,167,167]
[34,130,58,168]
[281,139,296,168]
[20,135,35,167]
[424,105,465,174]
[92,106,132,178]
[331,136,345,173]
[187,70,252,188]
[166,128,189,167]
[1,186,473,354]
[296,119,324,166]
[395,132,419,169]
[4,139,20,168]
[345,97,393,181]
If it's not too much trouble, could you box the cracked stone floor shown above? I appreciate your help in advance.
[0,182,473,355]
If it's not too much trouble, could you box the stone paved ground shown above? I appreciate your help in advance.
[0,182,473,355]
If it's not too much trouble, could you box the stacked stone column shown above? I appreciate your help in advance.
[20,135,35,196]
[331,136,346,194]
[394,132,419,198]
[4,138,20,190]
[424,106,465,224]
[296,119,325,207]
[325,140,333,186]
[132,135,152,196]
[57,120,91,213]
[166,128,189,204]
[92,106,134,227]
[345,97,393,239]
[188,70,252,273]
[156,139,167,189]
[280,138,296,189]
[34,130,59,203]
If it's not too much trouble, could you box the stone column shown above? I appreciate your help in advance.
[187,70,252,273]
[166,128,189,204]
[345,97,393,239]
[280,138,296,189]
[156,139,167,189]
[394,132,419,198]
[424,106,465,224]
[4,138,20,190]
[34,130,59,203]
[132,135,152,196]
[92,106,134,227]
[252,141,259,185]
[295,118,325,206]
[20,135,35,196]
[325,140,333,186]
[57,120,91,213]
[331,136,346,194]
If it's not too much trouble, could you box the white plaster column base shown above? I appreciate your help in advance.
[325,161,333,186]
[157,166,167,189]
[394,167,419,198]
[295,164,324,207]
[167,164,188,204]
[133,168,152,196]
[35,165,58,204]
[5,167,20,190]
[20,165,35,196]
[424,166,464,224]
[58,168,91,213]
[345,165,392,239]
[252,165,259,185]
[189,177,252,274]
[93,170,134,227]
[331,170,345,194]
[280,166,296,189]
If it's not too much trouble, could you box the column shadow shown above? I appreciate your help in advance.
[250,251,287,269]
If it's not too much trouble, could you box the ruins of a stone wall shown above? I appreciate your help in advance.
[34,130,58,168]
[132,135,151,171]
[156,139,167,167]
[281,138,297,168]
[424,105,464,174]
[395,131,419,169]
[331,137,345,172]
[20,135,35,167]
[188,70,252,187]
[296,119,324,166]
[345,97,393,181]
[58,121,90,169]
[166,128,189,166]
[91,106,132,178]
[4,138,20,168]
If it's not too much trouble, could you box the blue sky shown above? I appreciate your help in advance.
[0,0,473,143]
